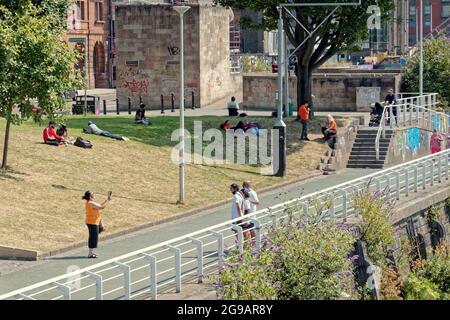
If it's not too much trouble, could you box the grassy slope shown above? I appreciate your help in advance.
[0,115,331,251]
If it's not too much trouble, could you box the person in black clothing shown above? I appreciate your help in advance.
[385,89,397,125]
[135,103,151,125]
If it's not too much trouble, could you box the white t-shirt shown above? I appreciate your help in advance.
[248,190,259,213]
[243,199,251,213]
[231,193,244,220]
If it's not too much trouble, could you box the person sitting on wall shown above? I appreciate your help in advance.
[227,96,239,116]
[323,114,337,140]
[43,121,64,146]
[135,103,151,125]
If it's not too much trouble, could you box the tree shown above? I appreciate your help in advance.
[402,35,450,108]
[215,0,393,110]
[0,2,82,169]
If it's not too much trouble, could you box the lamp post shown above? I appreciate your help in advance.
[419,0,423,96]
[174,5,190,205]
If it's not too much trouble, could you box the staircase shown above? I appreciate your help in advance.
[347,128,393,169]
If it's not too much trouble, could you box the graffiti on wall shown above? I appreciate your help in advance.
[121,79,149,94]
[118,67,150,95]
[168,46,180,56]
[407,128,420,154]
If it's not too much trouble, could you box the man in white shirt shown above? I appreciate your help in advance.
[243,180,259,213]
[229,183,250,241]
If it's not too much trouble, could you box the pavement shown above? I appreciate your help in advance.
[0,168,377,296]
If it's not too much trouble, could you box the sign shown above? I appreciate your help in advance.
[356,87,380,112]
[69,38,86,43]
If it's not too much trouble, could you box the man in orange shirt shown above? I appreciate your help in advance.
[298,102,310,141]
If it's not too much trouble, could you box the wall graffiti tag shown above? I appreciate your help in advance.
[407,128,420,153]
[121,79,149,94]
[168,46,180,56]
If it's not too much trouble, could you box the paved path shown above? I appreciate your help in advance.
[0,168,376,296]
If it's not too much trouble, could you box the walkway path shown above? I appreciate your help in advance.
[0,168,376,296]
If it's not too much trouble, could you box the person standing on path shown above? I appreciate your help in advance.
[230,183,250,241]
[242,180,259,213]
[82,191,112,258]
[385,88,397,125]
[430,129,443,154]
[298,102,310,141]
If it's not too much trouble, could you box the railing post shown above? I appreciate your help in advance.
[416,104,419,126]
[230,223,244,253]
[53,282,71,300]
[86,271,103,300]
[404,168,409,196]
[116,98,120,115]
[446,154,449,181]
[414,165,418,192]
[188,237,204,284]
[430,159,435,186]
[395,172,401,200]
[438,155,442,183]
[270,209,278,229]
[128,97,131,115]
[209,230,224,268]
[160,94,165,114]
[249,218,261,252]
[328,193,335,220]
[422,163,427,190]
[191,91,195,110]
[389,106,394,128]
[103,100,107,115]
[403,104,406,126]
[386,175,391,202]
[165,245,181,293]
[114,262,131,300]
[374,178,381,194]
[340,191,347,222]
[141,254,157,300]
[171,93,175,112]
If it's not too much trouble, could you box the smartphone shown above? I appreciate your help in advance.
[108,191,112,197]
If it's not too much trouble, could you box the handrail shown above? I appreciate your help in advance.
[2,148,450,300]
[375,93,440,160]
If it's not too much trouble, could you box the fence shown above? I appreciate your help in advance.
[374,93,443,160]
[1,147,450,300]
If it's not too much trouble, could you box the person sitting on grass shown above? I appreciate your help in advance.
[135,103,151,125]
[56,124,75,145]
[43,121,64,146]
[84,121,129,141]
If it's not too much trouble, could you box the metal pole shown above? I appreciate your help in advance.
[84,40,88,117]
[419,0,424,96]
[174,5,190,205]
[284,30,289,117]
[277,8,283,122]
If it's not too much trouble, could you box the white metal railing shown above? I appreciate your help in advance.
[374,93,442,160]
[1,148,450,300]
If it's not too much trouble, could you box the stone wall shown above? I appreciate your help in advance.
[115,4,241,110]
[242,70,402,112]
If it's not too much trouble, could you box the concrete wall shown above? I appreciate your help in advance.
[386,127,434,165]
[242,70,402,112]
[115,4,241,110]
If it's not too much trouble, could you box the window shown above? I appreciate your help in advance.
[95,1,104,22]
[443,4,450,18]
[76,1,85,20]
[409,19,416,28]
[424,5,431,15]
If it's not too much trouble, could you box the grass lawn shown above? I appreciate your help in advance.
[0,114,341,252]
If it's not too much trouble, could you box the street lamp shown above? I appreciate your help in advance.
[419,0,424,96]
[173,5,190,205]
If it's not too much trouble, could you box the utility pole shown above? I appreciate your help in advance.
[419,0,424,96]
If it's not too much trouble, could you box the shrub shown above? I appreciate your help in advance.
[403,274,441,300]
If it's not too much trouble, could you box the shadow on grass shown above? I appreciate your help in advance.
[45,256,87,261]
[52,184,172,205]
[0,167,29,181]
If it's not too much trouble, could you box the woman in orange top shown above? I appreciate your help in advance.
[82,191,112,258]
[324,114,337,139]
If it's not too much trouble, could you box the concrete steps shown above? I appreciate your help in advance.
[346,128,392,169]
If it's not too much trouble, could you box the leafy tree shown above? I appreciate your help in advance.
[402,35,450,108]
[0,3,81,169]
[215,0,393,110]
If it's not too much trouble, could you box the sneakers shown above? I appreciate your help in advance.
[122,137,129,141]
[88,253,98,259]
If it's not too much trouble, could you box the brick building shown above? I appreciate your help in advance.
[66,0,112,88]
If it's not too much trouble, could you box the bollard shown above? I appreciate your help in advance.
[128,97,131,115]
[139,96,143,104]
[171,93,175,112]
[191,91,195,110]
[161,95,165,114]
[103,100,107,115]
[116,99,119,115]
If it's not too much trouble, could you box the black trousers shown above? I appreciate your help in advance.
[87,224,99,249]
[228,109,238,116]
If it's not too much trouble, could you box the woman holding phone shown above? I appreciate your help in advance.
[82,190,112,258]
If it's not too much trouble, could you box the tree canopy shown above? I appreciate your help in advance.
[402,35,450,108]
[0,2,81,168]
[216,0,393,108]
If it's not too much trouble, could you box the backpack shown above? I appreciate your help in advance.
[74,137,93,149]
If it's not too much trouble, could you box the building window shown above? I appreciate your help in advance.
[95,1,104,22]
[424,5,431,15]
[76,1,85,20]
[443,4,450,18]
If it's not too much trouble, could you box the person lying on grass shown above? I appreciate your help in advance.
[83,121,129,141]
[43,121,64,146]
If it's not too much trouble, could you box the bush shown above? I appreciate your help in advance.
[215,222,356,300]
[403,274,441,300]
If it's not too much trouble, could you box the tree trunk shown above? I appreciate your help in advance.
[296,66,313,119]
[1,118,11,170]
